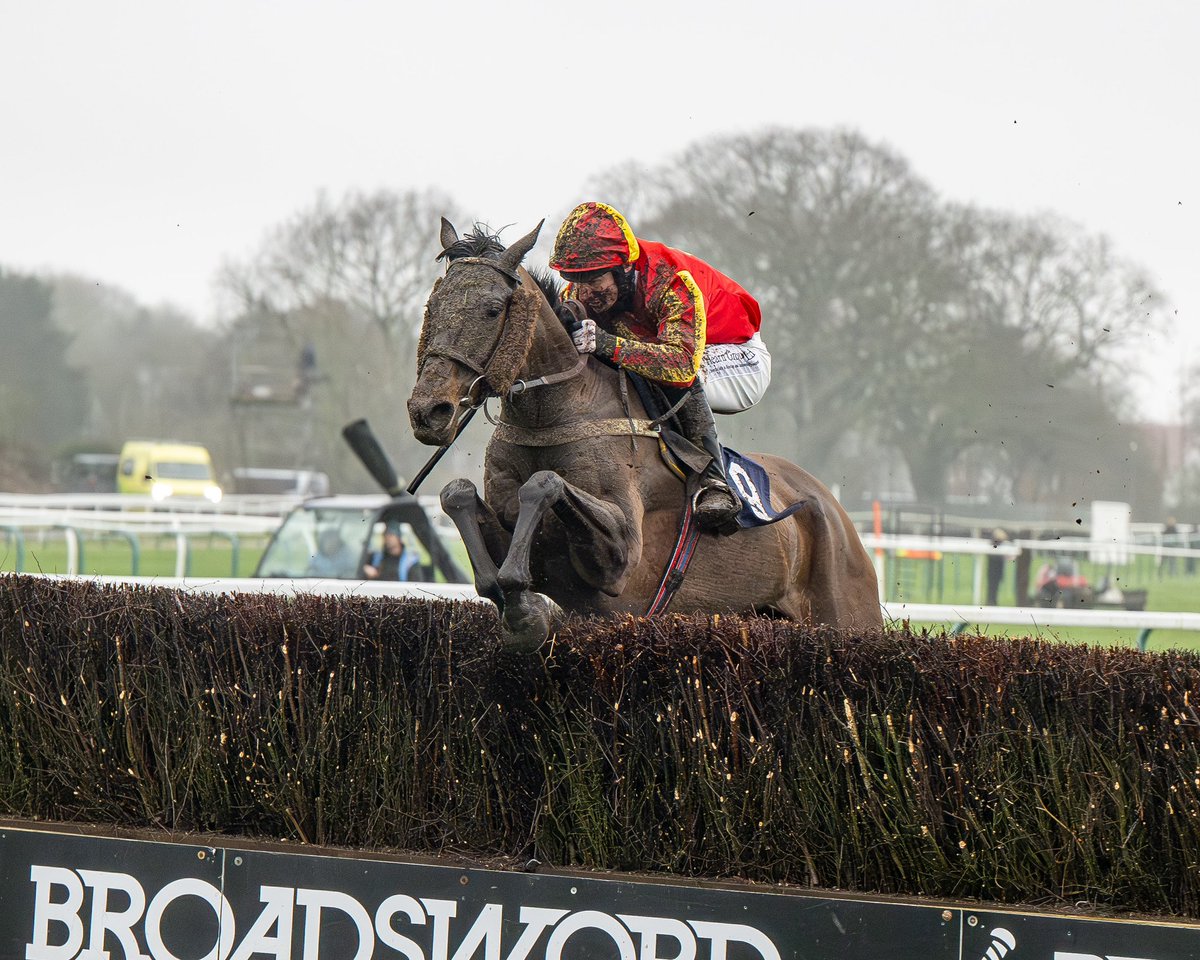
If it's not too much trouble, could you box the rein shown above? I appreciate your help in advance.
[509,354,588,395]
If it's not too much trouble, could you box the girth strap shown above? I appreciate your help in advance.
[492,418,660,447]
[646,473,704,616]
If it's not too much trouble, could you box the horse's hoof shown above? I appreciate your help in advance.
[501,592,551,652]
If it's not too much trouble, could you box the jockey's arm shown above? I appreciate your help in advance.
[599,270,707,388]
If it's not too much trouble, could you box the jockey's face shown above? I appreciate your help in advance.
[574,269,621,316]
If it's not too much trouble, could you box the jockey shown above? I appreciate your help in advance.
[549,201,772,533]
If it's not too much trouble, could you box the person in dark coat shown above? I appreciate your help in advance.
[363,523,419,581]
[986,528,1009,606]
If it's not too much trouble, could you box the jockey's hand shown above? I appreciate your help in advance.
[572,318,597,354]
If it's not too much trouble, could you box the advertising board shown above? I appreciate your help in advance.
[1,826,1197,959]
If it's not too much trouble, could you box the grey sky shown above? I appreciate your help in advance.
[2,0,1196,419]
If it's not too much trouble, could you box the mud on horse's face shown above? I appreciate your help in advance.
[407,218,542,446]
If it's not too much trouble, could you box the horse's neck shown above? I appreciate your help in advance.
[503,298,644,426]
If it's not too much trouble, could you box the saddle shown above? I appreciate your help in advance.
[625,373,806,532]
[624,374,709,477]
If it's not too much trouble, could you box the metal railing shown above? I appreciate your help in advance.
[0,508,281,577]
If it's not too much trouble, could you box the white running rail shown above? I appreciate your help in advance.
[883,601,1200,651]
[14,573,482,602]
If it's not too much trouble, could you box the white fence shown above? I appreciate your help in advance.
[0,492,301,517]
[5,498,1199,651]
[883,601,1200,651]
[857,532,1200,603]
[0,506,282,577]
[859,534,1021,604]
[16,573,481,602]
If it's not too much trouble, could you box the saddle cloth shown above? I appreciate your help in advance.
[623,371,805,531]
[724,448,807,529]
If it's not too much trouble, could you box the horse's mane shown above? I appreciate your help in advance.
[528,267,562,309]
[437,222,562,308]
[436,224,505,262]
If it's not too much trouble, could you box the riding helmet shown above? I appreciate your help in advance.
[550,202,640,276]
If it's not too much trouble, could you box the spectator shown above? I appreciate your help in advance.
[1012,532,1033,606]
[986,528,1009,606]
[1162,516,1179,577]
[363,523,420,581]
[306,528,358,578]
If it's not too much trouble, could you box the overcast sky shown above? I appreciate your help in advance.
[2,0,1196,420]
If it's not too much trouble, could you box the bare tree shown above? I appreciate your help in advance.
[589,127,1169,508]
[49,274,229,460]
[218,188,470,487]
[589,128,967,492]
[0,270,87,474]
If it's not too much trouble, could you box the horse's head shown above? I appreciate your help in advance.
[408,218,544,446]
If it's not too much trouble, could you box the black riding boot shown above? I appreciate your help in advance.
[675,383,741,534]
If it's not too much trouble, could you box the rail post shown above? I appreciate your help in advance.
[2,527,26,572]
[174,532,189,578]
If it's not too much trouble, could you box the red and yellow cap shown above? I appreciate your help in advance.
[549,202,640,274]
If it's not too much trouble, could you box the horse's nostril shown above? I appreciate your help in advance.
[425,402,455,432]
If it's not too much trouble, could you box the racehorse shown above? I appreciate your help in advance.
[407,218,882,649]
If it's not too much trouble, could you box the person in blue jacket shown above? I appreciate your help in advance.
[362,523,420,581]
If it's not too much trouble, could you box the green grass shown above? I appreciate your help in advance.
[885,552,1200,651]
[0,532,267,578]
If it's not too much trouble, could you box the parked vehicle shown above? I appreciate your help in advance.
[52,452,119,493]
[116,441,221,503]
[231,467,330,498]
[253,494,469,584]
[1033,557,1148,611]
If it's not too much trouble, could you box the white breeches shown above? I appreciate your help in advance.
[699,333,772,414]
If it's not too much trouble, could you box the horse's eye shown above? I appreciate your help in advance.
[485,306,502,319]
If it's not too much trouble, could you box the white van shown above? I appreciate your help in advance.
[231,467,330,498]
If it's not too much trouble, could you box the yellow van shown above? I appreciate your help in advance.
[116,441,222,503]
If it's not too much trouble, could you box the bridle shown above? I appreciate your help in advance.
[407,256,586,493]
[418,257,519,411]
[422,256,591,404]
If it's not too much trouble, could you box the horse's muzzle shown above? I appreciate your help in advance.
[408,395,457,446]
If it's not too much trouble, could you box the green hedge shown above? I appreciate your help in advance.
[2,574,1199,916]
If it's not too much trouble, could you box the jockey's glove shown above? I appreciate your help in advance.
[571,318,597,354]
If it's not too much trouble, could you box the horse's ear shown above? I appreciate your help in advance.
[498,219,544,274]
[439,217,459,253]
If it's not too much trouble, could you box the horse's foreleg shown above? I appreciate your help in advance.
[497,471,631,596]
[495,471,630,649]
[440,478,511,609]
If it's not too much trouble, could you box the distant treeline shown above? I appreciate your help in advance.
[2,574,1199,916]
[3,125,1188,511]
